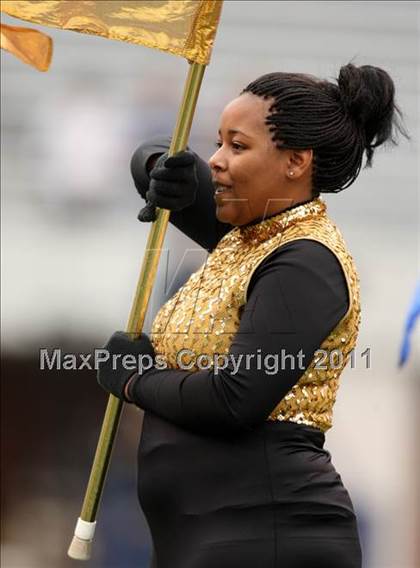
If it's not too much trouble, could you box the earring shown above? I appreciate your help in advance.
[289,171,295,176]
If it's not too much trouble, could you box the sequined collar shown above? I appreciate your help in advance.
[237,197,326,244]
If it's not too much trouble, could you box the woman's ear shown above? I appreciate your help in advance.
[287,149,313,178]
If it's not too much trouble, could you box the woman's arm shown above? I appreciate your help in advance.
[129,239,349,433]
[130,136,231,251]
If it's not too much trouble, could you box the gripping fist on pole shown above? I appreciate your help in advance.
[131,150,199,222]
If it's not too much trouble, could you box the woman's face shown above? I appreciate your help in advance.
[209,92,298,226]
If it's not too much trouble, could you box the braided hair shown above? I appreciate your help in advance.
[241,64,408,195]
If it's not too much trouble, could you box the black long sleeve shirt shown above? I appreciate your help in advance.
[130,137,348,433]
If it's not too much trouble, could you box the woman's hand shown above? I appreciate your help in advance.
[97,331,155,402]
[135,151,199,222]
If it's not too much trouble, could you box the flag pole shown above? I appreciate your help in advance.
[68,60,206,561]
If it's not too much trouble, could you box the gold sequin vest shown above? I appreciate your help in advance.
[151,198,360,432]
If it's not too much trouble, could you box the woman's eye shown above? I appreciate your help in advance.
[214,141,244,151]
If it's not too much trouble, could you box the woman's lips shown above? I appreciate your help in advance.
[214,183,233,195]
[214,185,233,204]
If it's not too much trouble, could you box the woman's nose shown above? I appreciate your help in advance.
[208,147,227,171]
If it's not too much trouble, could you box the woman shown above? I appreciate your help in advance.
[98,63,405,567]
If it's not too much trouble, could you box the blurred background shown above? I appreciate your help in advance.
[1,1,419,567]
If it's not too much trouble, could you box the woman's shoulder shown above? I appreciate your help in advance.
[247,238,349,313]
[258,239,343,269]
[251,238,345,274]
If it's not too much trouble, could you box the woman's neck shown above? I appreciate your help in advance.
[243,195,317,228]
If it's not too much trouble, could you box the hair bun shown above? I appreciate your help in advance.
[337,63,400,164]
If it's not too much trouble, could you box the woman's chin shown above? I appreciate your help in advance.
[216,206,252,227]
[215,206,235,225]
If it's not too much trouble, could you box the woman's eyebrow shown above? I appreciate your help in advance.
[218,128,252,138]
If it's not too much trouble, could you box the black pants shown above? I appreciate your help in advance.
[139,415,362,568]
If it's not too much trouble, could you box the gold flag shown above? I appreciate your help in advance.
[1,0,223,65]
[0,22,52,71]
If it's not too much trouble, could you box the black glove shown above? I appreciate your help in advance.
[97,331,155,401]
[136,151,198,222]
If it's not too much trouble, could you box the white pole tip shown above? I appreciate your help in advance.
[67,535,92,561]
